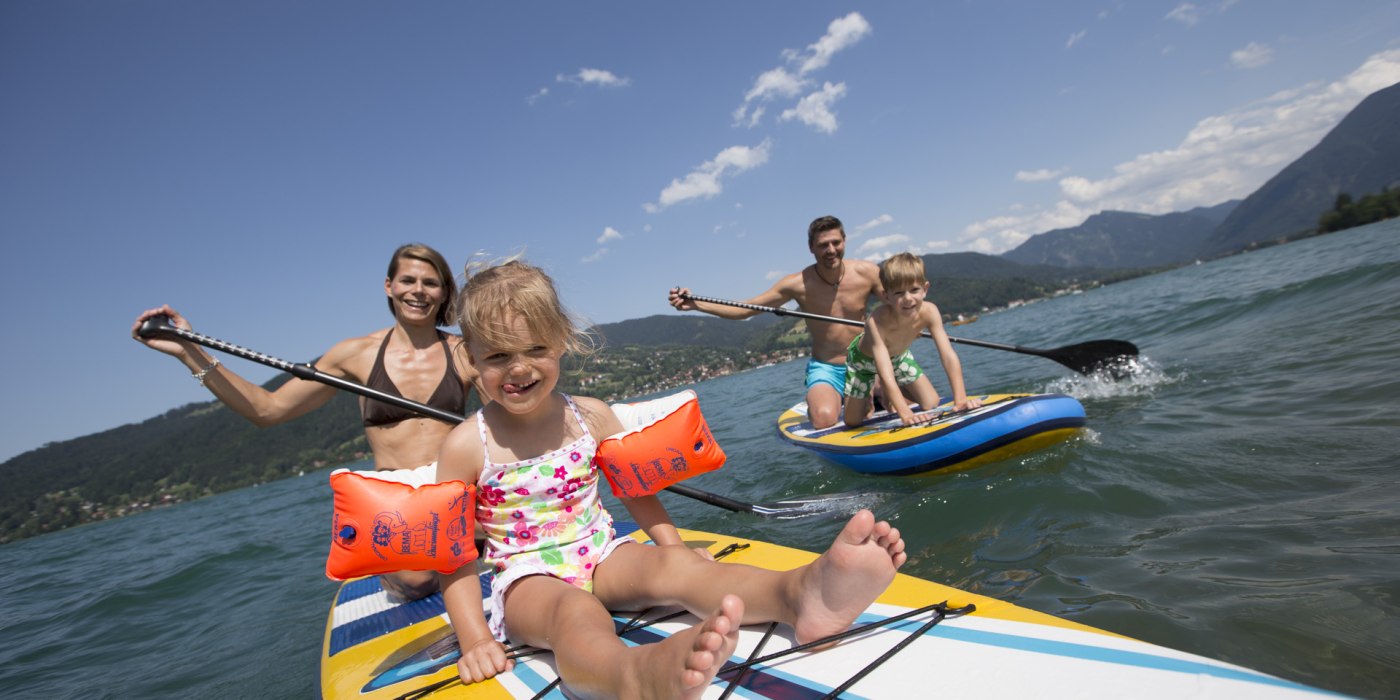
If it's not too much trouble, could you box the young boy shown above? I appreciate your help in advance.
[843,253,982,427]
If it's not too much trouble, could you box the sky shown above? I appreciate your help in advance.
[3,1,1400,462]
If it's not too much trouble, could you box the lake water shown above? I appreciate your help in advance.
[3,220,1398,698]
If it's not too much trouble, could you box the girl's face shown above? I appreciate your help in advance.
[467,313,563,415]
[883,282,928,314]
[384,258,448,325]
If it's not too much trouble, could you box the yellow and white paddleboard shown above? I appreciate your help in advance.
[322,524,1336,699]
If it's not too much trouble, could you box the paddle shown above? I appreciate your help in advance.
[136,315,862,519]
[679,292,1139,377]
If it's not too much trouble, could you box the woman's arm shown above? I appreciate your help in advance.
[132,305,343,427]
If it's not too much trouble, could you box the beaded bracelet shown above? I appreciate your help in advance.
[193,358,221,387]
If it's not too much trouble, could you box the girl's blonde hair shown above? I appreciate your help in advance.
[455,257,596,357]
[879,252,928,291]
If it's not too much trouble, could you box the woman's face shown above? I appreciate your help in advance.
[385,258,448,325]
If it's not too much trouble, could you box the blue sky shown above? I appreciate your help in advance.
[3,1,1399,462]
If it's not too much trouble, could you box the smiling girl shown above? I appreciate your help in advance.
[438,259,907,699]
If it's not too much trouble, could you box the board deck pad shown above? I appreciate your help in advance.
[322,525,1339,699]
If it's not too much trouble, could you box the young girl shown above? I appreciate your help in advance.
[843,252,982,428]
[437,260,908,699]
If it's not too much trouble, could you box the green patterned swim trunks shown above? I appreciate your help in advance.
[844,333,924,400]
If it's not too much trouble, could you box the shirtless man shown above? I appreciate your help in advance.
[669,216,882,429]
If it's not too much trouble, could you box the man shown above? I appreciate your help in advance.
[669,215,882,429]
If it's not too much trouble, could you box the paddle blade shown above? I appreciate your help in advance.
[1043,339,1140,377]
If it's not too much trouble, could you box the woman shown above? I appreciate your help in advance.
[132,243,479,600]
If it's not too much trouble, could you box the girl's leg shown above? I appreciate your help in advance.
[503,575,742,700]
[595,509,906,646]
[902,375,940,411]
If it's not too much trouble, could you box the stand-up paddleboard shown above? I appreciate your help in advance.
[777,394,1086,476]
[321,522,1338,699]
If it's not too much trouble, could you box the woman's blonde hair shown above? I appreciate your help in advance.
[879,252,928,291]
[455,257,596,357]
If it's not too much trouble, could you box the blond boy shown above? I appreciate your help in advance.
[843,253,982,427]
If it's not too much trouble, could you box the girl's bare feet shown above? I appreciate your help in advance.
[792,509,906,645]
[622,594,744,700]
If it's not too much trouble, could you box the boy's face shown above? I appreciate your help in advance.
[883,281,929,312]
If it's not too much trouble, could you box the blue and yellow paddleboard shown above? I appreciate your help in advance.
[321,523,1336,699]
[777,393,1086,476]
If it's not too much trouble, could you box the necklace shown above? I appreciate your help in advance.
[816,261,844,288]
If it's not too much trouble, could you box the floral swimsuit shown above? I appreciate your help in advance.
[476,394,631,641]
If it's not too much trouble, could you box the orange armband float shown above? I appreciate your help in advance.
[326,470,478,581]
[596,389,726,498]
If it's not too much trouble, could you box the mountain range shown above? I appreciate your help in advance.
[1003,80,1400,267]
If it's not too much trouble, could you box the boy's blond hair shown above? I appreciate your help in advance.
[878,252,928,291]
[455,258,596,358]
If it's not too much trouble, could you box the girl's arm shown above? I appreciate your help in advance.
[923,304,981,412]
[577,396,709,557]
[866,309,924,425]
[436,422,511,683]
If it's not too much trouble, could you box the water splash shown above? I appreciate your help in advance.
[1042,354,1183,400]
[760,489,889,520]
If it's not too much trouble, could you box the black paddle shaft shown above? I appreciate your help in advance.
[680,293,1139,376]
[136,314,851,517]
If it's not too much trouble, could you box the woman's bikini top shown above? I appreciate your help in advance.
[360,330,466,427]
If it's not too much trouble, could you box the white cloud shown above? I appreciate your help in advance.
[743,67,804,102]
[558,68,631,87]
[596,227,622,244]
[732,104,767,129]
[855,233,957,262]
[645,139,773,212]
[734,12,870,130]
[779,82,847,134]
[581,248,608,263]
[1067,30,1087,48]
[525,87,549,105]
[1015,168,1067,182]
[959,201,1091,254]
[856,214,894,232]
[959,49,1400,254]
[858,233,910,252]
[1231,42,1274,69]
[1165,3,1200,26]
[799,12,872,75]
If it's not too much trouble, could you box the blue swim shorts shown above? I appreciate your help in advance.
[804,358,847,394]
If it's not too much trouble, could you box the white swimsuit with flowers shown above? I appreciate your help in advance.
[476,394,631,641]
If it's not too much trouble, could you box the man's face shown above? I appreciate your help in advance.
[810,230,845,266]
